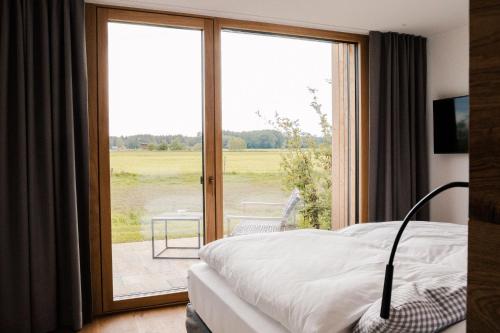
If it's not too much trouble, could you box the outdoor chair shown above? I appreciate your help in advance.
[226,189,301,236]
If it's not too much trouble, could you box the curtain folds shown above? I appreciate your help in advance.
[368,31,429,222]
[0,0,91,331]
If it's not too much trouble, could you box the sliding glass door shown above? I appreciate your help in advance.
[88,6,367,313]
[96,9,215,311]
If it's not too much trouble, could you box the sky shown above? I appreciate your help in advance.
[108,22,333,137]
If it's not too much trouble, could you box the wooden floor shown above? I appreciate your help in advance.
[80,305,187,333]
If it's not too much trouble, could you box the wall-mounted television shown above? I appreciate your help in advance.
[433,96,469,154]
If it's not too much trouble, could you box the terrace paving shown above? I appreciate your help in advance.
[112,237,200,300]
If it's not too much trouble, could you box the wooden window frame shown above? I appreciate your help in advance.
[86,5,215,313]
[212,18,369,236]
[86,3,368,316]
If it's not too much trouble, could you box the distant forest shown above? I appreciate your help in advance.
[109,130,320,151]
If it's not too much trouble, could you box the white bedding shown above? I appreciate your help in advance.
[188,262,465,333]
[199,221,467,333]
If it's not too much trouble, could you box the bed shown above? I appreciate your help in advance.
[187,221,467,333]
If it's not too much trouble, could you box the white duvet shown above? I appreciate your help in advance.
[199,221,467,333]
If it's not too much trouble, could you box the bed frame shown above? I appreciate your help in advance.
[186,303,212,333]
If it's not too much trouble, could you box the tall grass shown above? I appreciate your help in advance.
[110,150,288,243]
[111,210,143,243]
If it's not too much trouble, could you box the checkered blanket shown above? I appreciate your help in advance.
[354,273,466,333]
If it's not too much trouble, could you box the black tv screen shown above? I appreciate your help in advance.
[433,96,469,154]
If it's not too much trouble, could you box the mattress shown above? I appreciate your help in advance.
[188,262,288,333]
[188,262,465,333]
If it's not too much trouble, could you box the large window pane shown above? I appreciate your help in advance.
[108,22,203,300]
[221,30,334,236]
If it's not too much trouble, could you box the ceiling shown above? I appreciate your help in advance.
[88,0,468,37]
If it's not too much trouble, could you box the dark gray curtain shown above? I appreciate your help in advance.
[368,31,429,221]
[0,0,91,331]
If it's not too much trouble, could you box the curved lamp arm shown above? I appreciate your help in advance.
[380,181,469,319]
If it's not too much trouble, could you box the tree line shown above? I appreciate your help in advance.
[109,130,320,151]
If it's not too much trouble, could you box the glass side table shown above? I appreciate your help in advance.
[151,214,203,259]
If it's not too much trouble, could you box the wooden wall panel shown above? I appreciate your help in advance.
[468,0,500,331]
[358,39,369,223]
[331,43,358,229]
[348,44,357,226]
[467,219,500,331]
[469,0,500,225]
[331,43,345,230]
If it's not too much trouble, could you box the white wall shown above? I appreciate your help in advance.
[88,0,468,37]
[427,25,469,224]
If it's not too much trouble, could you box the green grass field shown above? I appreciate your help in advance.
[111,150,290,243]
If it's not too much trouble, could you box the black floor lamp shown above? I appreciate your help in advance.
[380,181,469,319]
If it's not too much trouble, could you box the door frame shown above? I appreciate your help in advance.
[86,3,368,316]
[88,6,216,313]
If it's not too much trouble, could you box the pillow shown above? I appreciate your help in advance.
[353,273,466,333]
